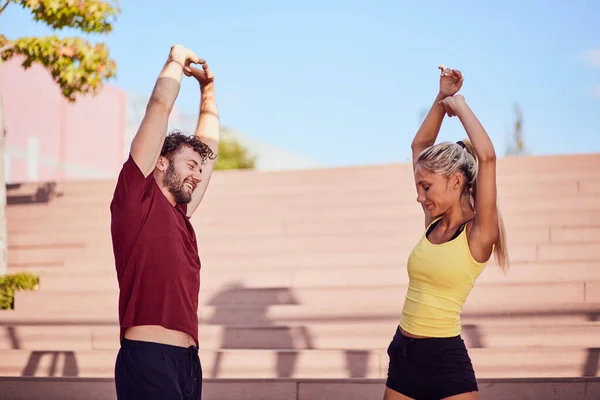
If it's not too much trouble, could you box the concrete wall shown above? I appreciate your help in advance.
[2,57,126,183]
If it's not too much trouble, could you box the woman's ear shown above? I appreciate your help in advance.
[451,171,463,191]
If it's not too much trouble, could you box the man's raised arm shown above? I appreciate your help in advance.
[131,45,204,177]
[185,62,220,216]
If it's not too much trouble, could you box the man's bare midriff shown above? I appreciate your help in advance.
[125,325,196,348]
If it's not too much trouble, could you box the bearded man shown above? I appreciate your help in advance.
[110,44,219,400]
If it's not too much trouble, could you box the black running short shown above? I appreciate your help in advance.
[115,338,202,400]
[385,326,478,400]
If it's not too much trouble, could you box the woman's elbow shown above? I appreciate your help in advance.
[478,151,497,163]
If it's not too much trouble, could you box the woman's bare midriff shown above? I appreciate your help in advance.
[124,325,196,348]
[399,327,431,339]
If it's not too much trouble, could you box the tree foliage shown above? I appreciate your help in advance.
[0,272,39,309]
[215,129,257,170]
[0,0,119,275]
[0,0,120,101]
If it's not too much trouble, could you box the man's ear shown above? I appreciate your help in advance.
[156,156,168,172]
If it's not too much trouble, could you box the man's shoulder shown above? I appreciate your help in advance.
[116,154,152,187]
[111,154,159,210]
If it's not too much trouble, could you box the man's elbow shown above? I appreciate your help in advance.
[146,96,173,115]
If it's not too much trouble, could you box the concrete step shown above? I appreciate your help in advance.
[9,155,597,192]
[10,238,600,270]
[7,236,538,260]
[3,303,597,327]
[6,153,596,199]
[5,243,541,269]
[27,261,600,292]
[2,320,600,352]
[10,178,594,212]
[13,224,587,248]
[9,177,600,218]
[201,211,600,233]
[0,347,597,379]
[7,178,599,212]
[6,217,109,234]
[6,230,599,269]
[581,178,600,194]
[1,225,592,251]
[10,153,598,190]
[8,232,113,247]
[191,207,600,227]
[6,228,599,272]
[8,224,600,249]
[194,301,600,326]
[1,376,599,400]
[13,281,596,314]
[5,217,600,255]
[7,246,89,266]
[8,193,600,222]
[7,208,600,236]
[202,240,596,265]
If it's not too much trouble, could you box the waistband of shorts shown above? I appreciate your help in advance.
[121,338,198,355]
[396,325,461,341]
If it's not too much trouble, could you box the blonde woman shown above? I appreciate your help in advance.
[383,66,509,400]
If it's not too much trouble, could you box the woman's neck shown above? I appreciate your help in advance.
[439,201,474,232]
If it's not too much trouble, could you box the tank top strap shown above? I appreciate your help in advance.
[426,217,473,241]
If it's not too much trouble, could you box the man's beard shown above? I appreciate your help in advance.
[164,164,193,204]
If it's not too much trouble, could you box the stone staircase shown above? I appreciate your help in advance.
[1,153,599,399]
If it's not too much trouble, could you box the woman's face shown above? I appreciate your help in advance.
[414,166,463,216]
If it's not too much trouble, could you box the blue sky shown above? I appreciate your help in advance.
[3,0,599,166]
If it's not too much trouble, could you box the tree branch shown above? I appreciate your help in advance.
[2,36,117,101]
[12,0,120,33]
[0,1,9,14]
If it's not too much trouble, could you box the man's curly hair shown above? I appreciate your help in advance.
[160,130,216,164]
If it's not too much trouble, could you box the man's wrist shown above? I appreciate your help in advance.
[200,82,215,95]
[200,92,218,116]
[200,104,219,116]
[201,83,216,101]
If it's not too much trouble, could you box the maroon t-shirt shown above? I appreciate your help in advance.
[110,154,201,346]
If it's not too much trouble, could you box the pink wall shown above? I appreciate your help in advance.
[2,56,126,183]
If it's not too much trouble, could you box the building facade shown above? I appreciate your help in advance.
[2,57,126,183]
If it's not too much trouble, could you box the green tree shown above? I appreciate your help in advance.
[0,0,120,275]
[215,129,257,170]
[505,102,527,156]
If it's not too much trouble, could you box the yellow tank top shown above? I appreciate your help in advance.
[400,217,490,337]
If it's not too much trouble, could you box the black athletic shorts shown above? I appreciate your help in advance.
[385,326,478,400]
[115,338,202,400]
